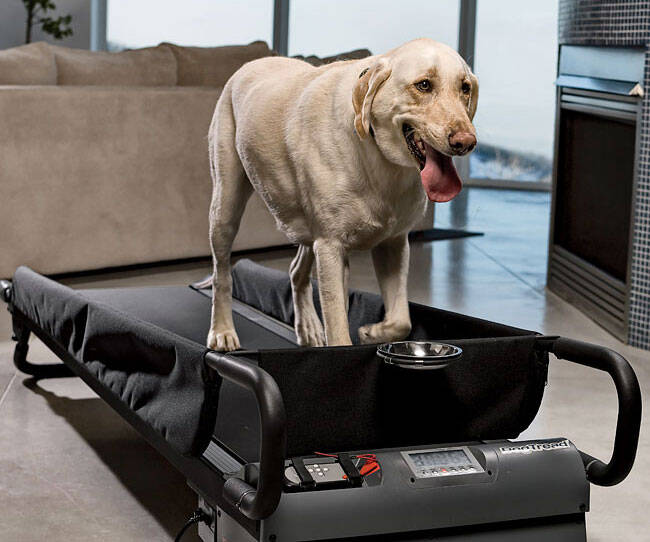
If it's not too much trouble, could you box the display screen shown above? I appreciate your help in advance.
[409,449,469,468]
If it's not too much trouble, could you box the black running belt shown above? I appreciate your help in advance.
[82,285,297,349]
[231,299,297,347]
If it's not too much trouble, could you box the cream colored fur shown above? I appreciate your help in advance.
[207,38,478,351]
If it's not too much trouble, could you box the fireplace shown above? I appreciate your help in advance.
[548,45,644,340]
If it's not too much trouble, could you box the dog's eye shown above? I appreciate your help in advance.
[462,81,471,94]
[415,79,432,93]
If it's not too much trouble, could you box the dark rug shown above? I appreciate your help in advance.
[408,228,483,242]
[43,229,483,282]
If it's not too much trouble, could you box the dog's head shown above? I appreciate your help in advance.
[352,39,478,202]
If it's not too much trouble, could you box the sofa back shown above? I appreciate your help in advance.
[163,41,273,87]
[53,44,178,86]
[0,40,275,88]
[0,42,57,85]
[293,48,372,67]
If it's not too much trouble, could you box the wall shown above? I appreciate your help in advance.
[0,0,90,50]
[559,0,650,46]
[558,0,650,349]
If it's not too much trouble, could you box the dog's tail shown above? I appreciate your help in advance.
[192,275,213,289]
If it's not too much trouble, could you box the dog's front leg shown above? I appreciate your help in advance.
[313,239,352,346]
[290,244,325,346]
[359,234,412,344]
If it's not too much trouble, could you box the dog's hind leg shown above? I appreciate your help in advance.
[290,244,325,346]
[207,90,253,351]
[359,234,412,344]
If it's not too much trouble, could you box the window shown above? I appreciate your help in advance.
[288,0,459,57]
[106,0,273,50]
[101,0,558,191]
[469,0,558,184]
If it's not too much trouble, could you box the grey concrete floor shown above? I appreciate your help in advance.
[0,187,648,541]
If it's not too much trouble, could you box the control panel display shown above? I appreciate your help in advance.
[410,450,469,468]
[402,447,483,478]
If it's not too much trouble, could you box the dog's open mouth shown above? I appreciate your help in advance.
[402,123,463,203]
[403,123,426,170]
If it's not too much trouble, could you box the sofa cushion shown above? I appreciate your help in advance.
[0,42,56,85]
[53,45,177,86]
[164,40,272,87]
[293,48,372,67]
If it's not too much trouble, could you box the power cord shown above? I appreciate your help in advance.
[174,508,211,542]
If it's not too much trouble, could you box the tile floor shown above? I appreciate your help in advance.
[0,188,647,541]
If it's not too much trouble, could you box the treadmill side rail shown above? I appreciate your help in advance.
[543,336,642,486]
[205,351,287,520]
[0,279,12,302]
[5,284,75,379]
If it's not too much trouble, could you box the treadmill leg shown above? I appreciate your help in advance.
[218,508,257,542]
[12,319,74,379]
[197,496,257,542]
[196,497,217,542]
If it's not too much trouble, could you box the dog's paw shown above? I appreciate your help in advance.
[358,320,411,345]
[295,313,326,347]
[207,328,241,352]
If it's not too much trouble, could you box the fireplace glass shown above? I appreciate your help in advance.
[554,109,635,283]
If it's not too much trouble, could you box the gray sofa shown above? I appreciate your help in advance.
[0,41,432,277]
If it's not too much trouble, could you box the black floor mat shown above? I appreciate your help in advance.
[408,228,483,242]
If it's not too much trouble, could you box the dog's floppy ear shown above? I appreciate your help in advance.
[468,71,479,121]
[352,59,391,139]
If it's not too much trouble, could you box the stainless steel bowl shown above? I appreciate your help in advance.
[377,341,462,369]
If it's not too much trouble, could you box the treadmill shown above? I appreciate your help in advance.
[0,259,641,541]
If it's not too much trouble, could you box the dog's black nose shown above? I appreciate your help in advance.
[448,132,476,154]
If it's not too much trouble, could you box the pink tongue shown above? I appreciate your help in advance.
[420,143,463,202]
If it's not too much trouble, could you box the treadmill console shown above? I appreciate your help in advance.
[401,446,484,478]
[284,453,364,491]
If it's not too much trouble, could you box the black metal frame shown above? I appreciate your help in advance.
[1,278,641,520]
[538,336,642,487]
[2,279,74,378]
[204,351,287,520]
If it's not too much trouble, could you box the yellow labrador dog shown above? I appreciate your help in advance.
[207,38,478,351]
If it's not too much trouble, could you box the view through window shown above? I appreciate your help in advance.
[470,0,558,185]
[289,0,459,57]
[107,0,273,50]
[107,0,557,188]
